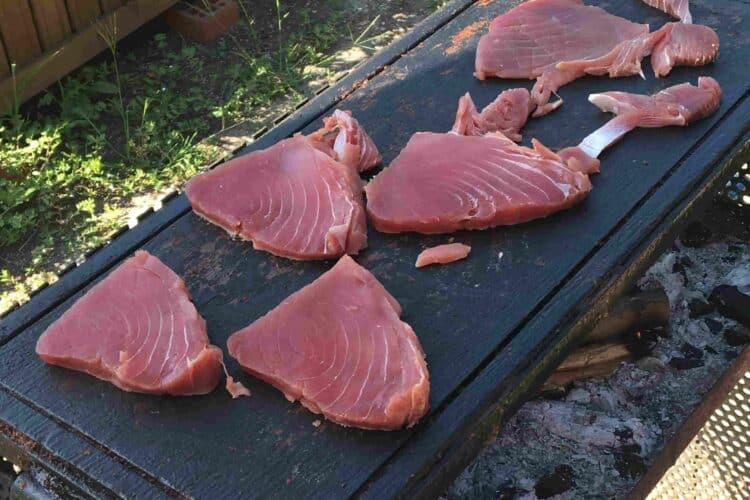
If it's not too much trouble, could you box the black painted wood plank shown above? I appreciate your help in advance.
[0,392,162,498]
[1,0,748,498]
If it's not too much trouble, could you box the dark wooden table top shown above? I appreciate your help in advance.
[2,1,750,498]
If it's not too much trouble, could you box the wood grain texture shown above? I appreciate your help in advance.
[64,0,101,32]
[0,39,10,78]
[0,0,748,498]
[0,0,42,66]
[0,0,177,114]
[29,0,72,51]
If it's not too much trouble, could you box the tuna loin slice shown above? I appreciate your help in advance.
[580,76,722,157]
[36,251,223,396]
[416,243,472,268]
[641,0,692,23]
[227,255,430,430]
[366,132,592,234]
[186,134,367,260]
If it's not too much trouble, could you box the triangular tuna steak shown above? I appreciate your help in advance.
[185,111,377,260]
[365,89,595,234]
[475,0,718,116]
[36,251,223,396]
[227,255,430,430]
[641,0,691,23]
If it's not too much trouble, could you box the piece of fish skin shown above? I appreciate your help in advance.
[589,76,722,126]
[415,243,472,267]
[227,255,430,430]
[36,251,224,396]
[641,0,692,23]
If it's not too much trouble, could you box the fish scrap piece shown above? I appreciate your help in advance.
[307,110,382,172]
[650,23,719,77]
[475,0,719,116]
[36,251,225,396]
[579,76,722,157]
[416,243,472,267]
[641,0,692,23]
[227,255,430,430]
[451,89,533,142]
[186,111,378,260]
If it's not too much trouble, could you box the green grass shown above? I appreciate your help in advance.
[0,1,344,309]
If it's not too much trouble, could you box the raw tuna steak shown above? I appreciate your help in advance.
[475,0,718,116]
[641,0,691,23]
[186,113,372,260]
[365,132,593,234]
[227,255,430,430]
[579,76,722,157]
[416,243,472,267]
[36,251,223,396]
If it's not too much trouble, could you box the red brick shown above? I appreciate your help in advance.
[165,0,239,43]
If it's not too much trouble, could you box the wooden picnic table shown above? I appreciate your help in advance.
[1,1,749,498]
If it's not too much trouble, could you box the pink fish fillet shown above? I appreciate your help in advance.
[451,89,533,141]
[227,255,430,430]
[475,0,718,116]
[578,76,722,158]
[366,131,594,234]
[416,243,472,267]
[641,0,692,23]
[186,110,378,260]
[36,251,228,396]
[365,89,596,235]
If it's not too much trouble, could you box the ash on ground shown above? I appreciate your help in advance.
[446,222,749,499]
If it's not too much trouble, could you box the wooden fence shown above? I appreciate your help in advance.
[0,0,178,114]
